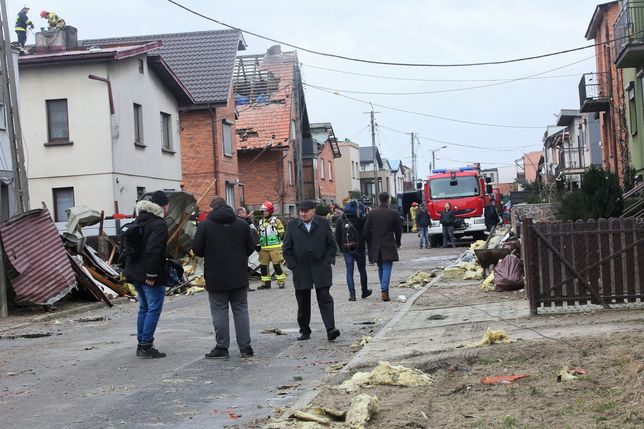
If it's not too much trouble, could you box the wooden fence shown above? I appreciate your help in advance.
[522,217,644,314]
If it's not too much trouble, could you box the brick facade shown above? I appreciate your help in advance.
[238,147,296,214]
[317,142,338,203]
[180,94,240,208]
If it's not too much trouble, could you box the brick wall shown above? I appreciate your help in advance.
[238,147,296,213]
[317,142,337,202]
[179,93,240,208]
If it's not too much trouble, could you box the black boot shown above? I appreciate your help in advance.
[137,343,166,359]
[257,281,271,290]
[361,288,373,299]
[348,292,356,301]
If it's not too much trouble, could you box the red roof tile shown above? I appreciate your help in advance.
[234,51,296,150]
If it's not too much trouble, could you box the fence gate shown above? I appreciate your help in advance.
[522,217,644,314]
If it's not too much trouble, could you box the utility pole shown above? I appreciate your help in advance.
[0,0,30,213]
[410,132,416,183]
[364,109,379,202]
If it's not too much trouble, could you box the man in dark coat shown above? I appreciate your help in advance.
[335,200,372,301]
[364,192,402,302]
[283,200,340,341]
[125,190,170,359]
[416,205,431,249]
[440,202,456,248]
[484,196,500,232]
[193,197,257,359]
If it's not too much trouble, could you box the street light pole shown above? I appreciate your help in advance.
[431,145,447,171]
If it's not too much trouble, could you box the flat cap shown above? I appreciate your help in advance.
[297,200,316,210]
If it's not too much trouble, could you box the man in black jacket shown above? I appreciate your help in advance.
[283,200,340,341]
[440,202,456,248]
[335,201,371,301]
[193,197,257,359]
[416,205,431,249]
[484,196,500,232]
[125,190,170,359]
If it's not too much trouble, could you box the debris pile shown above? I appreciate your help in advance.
[469,328,511,348]
[337,361,432,393]
[399,270,437,289]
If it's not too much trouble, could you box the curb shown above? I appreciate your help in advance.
[5,297,133,327]
[280,273,444,419]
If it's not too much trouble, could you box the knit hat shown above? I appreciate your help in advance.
[150,190,169,207]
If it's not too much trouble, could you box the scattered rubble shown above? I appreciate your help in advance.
[481,374,529,384]
[262,328,287,335]
[337,361,432,393]
[469,328,511,348]
[352,336,372,348]
[399,270,436,288]
[345,393,379,427]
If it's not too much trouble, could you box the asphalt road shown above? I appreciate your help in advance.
[0,233,461,429]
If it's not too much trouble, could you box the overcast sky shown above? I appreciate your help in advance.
[16,0,600,181]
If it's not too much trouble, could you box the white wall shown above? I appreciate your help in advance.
[334,140,360,200]
[20,55,182,216]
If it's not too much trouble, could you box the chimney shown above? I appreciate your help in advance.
[266,45,282,56]
[35,26,78,53]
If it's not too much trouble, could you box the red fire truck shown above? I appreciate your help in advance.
[422,166,495,247]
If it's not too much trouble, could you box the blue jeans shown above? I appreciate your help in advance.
[377,259,393,293]
[134,282,166,344]
[343,251,368,295]
[419,226,429,248]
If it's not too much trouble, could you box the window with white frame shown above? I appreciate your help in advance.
[133,103,144,145]
[53,187,74,222]
[288,160,293,185]
[225,183,235,205]
[0,103,6,130]
[328,160,333,181]
[46,99,70,143]
[320,157,325,179]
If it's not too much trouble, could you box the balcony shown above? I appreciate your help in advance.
[614,1,644,68]
[578,73,610,113]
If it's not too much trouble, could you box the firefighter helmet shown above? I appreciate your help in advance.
[40,10,48,18]
[261,201,274,213]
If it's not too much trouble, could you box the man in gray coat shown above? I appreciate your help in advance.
[283,200,340,341]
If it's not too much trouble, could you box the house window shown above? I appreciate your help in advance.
[225,183,235,206]
[138,59,144,74]
[160,112,172,151]
[46,99,69,143]
[53,187,74,222]
[288,160,293,185]
[133,104,144,146]
[136,186,146,200]
[222,120,233,157]
[629,84,638,135]
[320,157,325,179]
[328,160,333,181]
[0,103,6,130]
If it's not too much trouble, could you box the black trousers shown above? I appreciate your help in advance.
[295,287,335,334]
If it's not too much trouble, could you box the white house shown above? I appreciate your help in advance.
[18,37,193,221]
[334,138,361,202]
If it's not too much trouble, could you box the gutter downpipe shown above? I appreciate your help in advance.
[88,74,115,114]
[208,104,219,196]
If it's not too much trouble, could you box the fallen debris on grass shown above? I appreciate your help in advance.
[481,374,529,384]
[557,366,587,382]
[337,361,432,393]
[469,328,511,348]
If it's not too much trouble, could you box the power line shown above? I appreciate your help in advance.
[167,0,622,68]
[303,54,595,96]
[307,84,543,129]
[301,63,586,83]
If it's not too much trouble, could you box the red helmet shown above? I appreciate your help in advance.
[412,202,418,207]
[261,201,274,213]
[40,10,48,18]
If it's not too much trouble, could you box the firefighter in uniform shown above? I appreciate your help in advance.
[15,5,34,51]
[409,202,419,233]
[257,201,286,289]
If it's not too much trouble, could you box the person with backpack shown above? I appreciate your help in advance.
[335,201,372,301]
[484,196,500,232]
[416,205,431,249]
[124,191,170,359]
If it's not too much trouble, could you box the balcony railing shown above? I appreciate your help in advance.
[578,73,610,112]
[614,1,644,67]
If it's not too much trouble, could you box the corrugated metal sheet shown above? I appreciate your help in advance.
[0,208,76,305]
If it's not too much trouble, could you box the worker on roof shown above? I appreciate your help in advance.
[15,5,34,50]
[257,201,286,289]
[40,10,65,30]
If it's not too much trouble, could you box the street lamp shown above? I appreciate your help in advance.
[431,146,447,171]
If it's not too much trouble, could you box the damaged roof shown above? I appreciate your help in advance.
[234,49,298,150]
[83,29,246,105]
[0,208,76,305]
